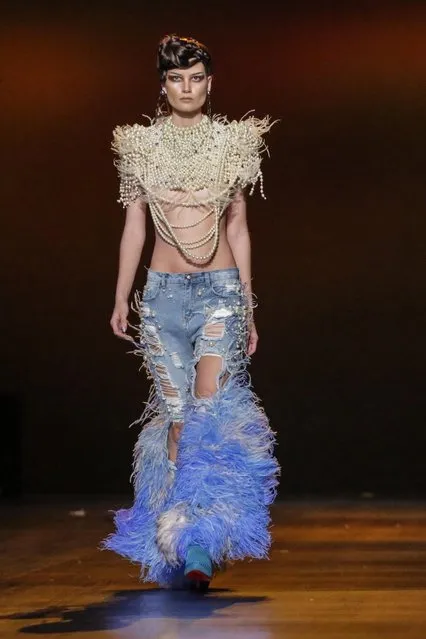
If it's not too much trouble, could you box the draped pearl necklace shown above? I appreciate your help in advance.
[113,111,274,263]
[147,115,226,263]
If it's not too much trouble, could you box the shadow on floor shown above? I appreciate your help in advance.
[2,588,270,635]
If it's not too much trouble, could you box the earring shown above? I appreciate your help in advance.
[206,90,212,119]
[155,87,170,120]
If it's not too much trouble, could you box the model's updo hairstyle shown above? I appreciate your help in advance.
[157,34,212,82]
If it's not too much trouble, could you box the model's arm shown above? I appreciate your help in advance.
[226,189,258,356]
[110,198,147,340]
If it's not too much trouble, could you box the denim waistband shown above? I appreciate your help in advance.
[146,267,240,286]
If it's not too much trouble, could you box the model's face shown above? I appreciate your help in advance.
[164,61,211,115]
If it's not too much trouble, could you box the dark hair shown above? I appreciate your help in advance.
[157,34,212,82]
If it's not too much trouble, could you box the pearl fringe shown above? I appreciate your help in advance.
[112,112,278,264]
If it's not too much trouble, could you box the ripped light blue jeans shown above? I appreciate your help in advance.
[133,267,249,424]
[103,266,279,586]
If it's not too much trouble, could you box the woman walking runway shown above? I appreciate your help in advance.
[102,34,280,590]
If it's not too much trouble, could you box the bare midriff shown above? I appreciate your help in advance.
[148,188,237,274]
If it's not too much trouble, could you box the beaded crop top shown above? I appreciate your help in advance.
[112,112,274,263]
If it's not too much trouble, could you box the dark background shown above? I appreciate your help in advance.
[1,1,425,497]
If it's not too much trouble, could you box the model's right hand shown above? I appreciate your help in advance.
[110,300,133,341]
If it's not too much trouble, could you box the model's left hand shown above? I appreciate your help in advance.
[247,321,258,356]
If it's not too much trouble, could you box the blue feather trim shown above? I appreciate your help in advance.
[101,371,280,587]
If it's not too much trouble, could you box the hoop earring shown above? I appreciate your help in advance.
[206,90,212,119]
[155,88,170,120]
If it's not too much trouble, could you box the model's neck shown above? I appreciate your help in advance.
[170,110,203,128]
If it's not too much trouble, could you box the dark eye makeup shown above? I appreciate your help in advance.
[168,73,205,82]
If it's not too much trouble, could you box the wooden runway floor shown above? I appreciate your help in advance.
[1,498,425,638]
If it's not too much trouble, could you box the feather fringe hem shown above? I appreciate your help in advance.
[101,371,280,587]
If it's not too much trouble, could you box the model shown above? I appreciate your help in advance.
[102,34,280,590]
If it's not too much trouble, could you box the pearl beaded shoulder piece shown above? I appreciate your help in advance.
[111,112,276,262]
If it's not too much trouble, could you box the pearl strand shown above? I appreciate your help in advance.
[114,113,272,263]
[150,200,221,262]
[170,208,214,229]
[145,116,224,261]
